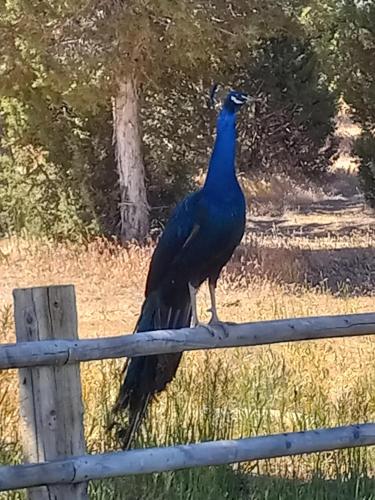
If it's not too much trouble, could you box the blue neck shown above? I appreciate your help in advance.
[203,107,237,193]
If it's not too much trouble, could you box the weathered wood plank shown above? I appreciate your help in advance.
[2,312,375,369]
[1,423,375,491]
[14,285,88,500]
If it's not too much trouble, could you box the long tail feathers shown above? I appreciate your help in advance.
[110,288,191,450]
[116,392,151,451]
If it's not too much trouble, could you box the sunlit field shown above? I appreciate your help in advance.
[1,211,375,499]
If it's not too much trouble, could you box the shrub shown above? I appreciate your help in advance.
[238,36,338,179]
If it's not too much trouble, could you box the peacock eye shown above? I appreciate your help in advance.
[230,95,244,105]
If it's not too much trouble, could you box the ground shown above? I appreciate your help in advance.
[1,112,375,499]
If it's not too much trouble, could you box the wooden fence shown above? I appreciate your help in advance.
[1,284,375,498]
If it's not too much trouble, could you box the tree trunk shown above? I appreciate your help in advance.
[113,77,149,242]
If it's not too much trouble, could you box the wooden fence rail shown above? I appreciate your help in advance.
[1,423,375,492]
[2,312,375,370]
[1,285,375,498]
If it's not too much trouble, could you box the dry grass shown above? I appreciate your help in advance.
[242,174,329,216]
[1,212,375,499]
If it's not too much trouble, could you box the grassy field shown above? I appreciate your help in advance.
[1,192,375,500]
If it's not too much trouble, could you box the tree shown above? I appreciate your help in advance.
[239,35,337,179]
[302,0,375,205]
[0,0,307,240]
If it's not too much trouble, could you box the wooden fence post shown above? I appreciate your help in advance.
[13,285,88,500]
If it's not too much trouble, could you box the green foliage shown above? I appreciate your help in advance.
[239,36,338,179]
[0,97,117,240]
[333,1,375,207]
[0,1,340,240]
[304,0,375,205]
[252,36,335,143]
[328,1,374,129]
[142,82,211,219]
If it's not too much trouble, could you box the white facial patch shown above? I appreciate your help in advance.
[230,95,245,105]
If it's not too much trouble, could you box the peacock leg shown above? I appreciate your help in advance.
[207,280,230,338]
[208,280,221,324]
[189,282,227,337]
[188,282,200,327]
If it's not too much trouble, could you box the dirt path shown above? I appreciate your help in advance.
[244,172,375,296]
[249,192,375,240]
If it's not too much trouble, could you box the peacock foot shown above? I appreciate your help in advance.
[207,318,230,338]
[191,321,220,339]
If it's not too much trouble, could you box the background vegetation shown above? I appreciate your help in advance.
[2,0,373,241]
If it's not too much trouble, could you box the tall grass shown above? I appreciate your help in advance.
[1,236,375,499]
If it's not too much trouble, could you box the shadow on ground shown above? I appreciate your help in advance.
[230,196,375,296]
[231,242,375,296]
[248,196,375,240]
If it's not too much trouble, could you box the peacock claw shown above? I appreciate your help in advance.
[205,324,220,338]
[208,319,230,338]
[192,321,221,339]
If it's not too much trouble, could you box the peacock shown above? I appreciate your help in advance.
[113,89,249,449]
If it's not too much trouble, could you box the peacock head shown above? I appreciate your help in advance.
[223,91,249,113]
[209,84,250,113]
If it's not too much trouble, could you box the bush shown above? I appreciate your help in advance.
[0,98,114,240]
[237,36,338,179]
[309,0,375,206]
[142,81,208,223]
